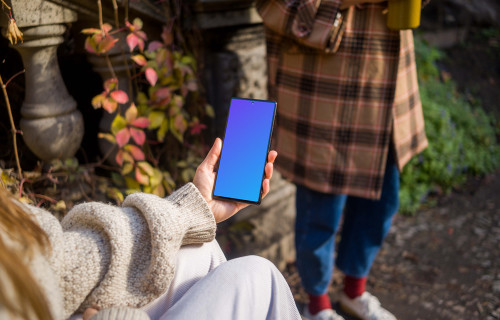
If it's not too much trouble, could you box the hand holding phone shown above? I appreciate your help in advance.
[213,98,277,205]
[193,138,277,223]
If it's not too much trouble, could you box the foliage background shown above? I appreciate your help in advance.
[398,36,500,214]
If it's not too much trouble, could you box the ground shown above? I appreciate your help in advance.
[285,171,500,320]
[283,27,500,320]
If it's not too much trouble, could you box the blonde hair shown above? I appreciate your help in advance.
[0,186,52,320]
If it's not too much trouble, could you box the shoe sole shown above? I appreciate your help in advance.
[339,302,364,320]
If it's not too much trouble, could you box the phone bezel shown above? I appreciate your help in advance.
[212,97,277,205]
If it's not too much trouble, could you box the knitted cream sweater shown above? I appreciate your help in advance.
[22,183,216,319]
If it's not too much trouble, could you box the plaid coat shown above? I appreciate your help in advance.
[257,0,428,200]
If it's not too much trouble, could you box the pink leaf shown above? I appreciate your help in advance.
[174,114,187,133]
[126,145,145,161]
[84,37,96,54]
[137,30,147,41]
[131,54,147,66]
[104,78,118,92]
[115,150,124,166]
[137,38,145,52]
[145,68,158,86]
[148,41,163,52]
[130,127,146,145]
[187,80,198,92]
[102,99,118,113]
[115,128,131,147]
[135,167,149,185]
[131,117,150,128]
[110,90,129,104]
[102,23,113,34]
[127,33,139,52]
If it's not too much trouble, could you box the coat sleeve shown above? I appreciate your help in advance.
[29,182,216,319]
[256,0,346,52]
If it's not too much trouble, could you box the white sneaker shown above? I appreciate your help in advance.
[339,292,396,320]
[303,307,345,320]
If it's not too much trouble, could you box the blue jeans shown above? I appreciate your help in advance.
[295,155,400,295]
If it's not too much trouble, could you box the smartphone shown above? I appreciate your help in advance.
[213,97,277,205]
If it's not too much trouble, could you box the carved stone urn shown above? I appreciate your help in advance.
[1,0,84,161]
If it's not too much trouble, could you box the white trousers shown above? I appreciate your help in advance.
[142,240,301,320]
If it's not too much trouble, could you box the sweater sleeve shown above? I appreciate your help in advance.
[256,0,346,52]
[91,307,150,320]
[31,183,216,319]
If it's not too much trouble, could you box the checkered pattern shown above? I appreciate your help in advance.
[257,1,428,199]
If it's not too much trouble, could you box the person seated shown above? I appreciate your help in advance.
[0,138,301,320]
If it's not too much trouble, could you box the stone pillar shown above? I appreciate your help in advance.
[1,1,83,161]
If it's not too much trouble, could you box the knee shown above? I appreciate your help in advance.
[226,255,279,280]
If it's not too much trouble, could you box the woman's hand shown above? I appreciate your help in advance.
[193,138,278,223]
[83,307,99,320]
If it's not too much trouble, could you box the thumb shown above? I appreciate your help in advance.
[203,138,222,170]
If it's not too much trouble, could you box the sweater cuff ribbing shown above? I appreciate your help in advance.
[166,182,216,245]
[90,307,150,320]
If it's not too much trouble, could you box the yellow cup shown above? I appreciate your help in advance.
[387,0,421,30]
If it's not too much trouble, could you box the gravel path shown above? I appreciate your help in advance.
[284,171,500,320]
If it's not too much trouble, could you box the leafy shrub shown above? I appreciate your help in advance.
[399,37,500,214]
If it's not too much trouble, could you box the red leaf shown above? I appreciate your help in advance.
[115,128,131,147]
[126,145,145,161]
[130,127,146,145]
[145,68,158,86]
[127,33,139,52]
[148,41,163,52]
[135,167,149,185]
[161,26,173,45]
[98,35,118,54]
[190,123,207,135]
[110,90,129,104]
[115,150,124,166]
[131,117,150,129]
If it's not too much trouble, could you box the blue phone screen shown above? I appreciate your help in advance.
[213,98,276,203]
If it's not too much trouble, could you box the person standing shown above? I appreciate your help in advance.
[257,0,428,319]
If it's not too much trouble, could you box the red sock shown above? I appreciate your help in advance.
[308,293,332,315]
[343,275,367,299]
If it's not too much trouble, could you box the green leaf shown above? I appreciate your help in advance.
[137,92,149,105]
[111,114,127,134]
[205,104,215,118]
[124,176,141,190]
[98,132,116,144]
[137,161,155,176]
[148,111,165,129]
[121,162,134,175]
[157,118,169,142]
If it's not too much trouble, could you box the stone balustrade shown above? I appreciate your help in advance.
[1,0,296,268]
